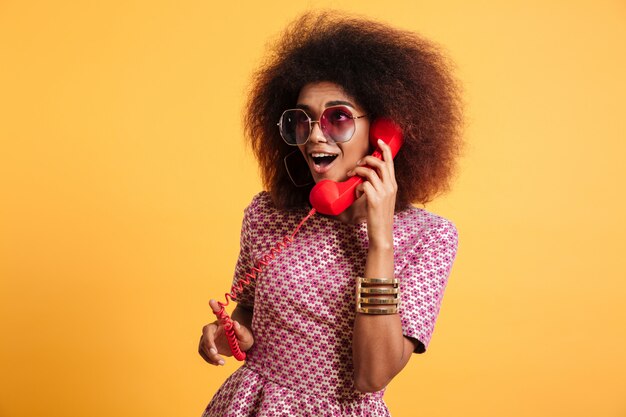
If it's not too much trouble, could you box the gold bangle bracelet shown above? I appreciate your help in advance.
[356,306,399,315]
[355,276,401,314]
[359,297,400,305]
[358,287,399,295]
[358,277,399,285]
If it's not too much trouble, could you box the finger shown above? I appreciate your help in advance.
[233,320,244,338]
[211,349,225,366]
[199,324,217,363]
[357,156,390,185]
[358,155,385,170]
[199,352,213,364]
[351,166,384,193]
[207,341,225,366]
[209,299,222,315]
[360,181,379,206]
[198,333,220,365]
[358,154,396,192]
[202,322,218,349]
[233,320,252,343]
[233,320,255,353]
[201,323,225,366]
[198,336,214,364]
[377,139,396,180]
[208,299,224,356]
[198,336,224,366]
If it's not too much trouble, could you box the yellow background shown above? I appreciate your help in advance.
[1,1,625,416]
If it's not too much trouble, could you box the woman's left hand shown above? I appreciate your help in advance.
[347,138,398,249]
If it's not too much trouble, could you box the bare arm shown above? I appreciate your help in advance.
[349,140,417,392]
[352,245,418,392]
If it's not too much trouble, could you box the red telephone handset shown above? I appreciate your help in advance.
[309,118,404,216]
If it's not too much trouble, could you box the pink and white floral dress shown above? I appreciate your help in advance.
[202,192,458,417]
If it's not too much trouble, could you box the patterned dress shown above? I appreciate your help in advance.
[202,192,458,417]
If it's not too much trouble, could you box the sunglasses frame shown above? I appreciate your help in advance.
[277,105,368,146]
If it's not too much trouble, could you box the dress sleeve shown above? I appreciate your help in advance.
[230,196,259,308]
[398,219,459,353]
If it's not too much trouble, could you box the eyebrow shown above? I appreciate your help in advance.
[295,100,356,111]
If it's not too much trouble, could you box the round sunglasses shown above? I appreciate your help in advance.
[277,105,367,146]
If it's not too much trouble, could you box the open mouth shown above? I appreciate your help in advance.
[310,153,338,169]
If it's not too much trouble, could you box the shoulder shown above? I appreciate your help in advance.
[398,206,456,228]
[395,206,458,251]
[247,191,273,210]
[243,191,277,219]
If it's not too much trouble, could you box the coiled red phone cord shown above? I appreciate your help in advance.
[212,207,317,361]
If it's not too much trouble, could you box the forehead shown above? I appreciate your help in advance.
[296,82,362,111]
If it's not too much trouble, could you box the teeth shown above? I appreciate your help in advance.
[311,153,337,158]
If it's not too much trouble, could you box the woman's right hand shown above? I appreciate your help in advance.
[198,299,255,366]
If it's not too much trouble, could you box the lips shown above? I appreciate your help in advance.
[309,152,339,174]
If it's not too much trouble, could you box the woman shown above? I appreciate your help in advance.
[198,11,463,417]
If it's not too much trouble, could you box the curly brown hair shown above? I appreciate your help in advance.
[244,11,463,210]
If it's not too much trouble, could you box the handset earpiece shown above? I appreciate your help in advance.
[368,117,403,158]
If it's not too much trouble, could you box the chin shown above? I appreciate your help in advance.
[313,170,349,184]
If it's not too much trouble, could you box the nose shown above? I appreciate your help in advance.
[309,121,327,143]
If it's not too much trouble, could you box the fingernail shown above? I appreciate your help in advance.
[234,321,240,329]
[218,360,225,366]
[378,139,385,146]
[209,348,217,355]
[357,159,362,165]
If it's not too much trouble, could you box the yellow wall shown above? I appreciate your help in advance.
[1,1,625,416]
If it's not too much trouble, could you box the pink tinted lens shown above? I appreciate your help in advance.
[320,106,356,142]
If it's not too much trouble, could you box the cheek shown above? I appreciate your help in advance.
[342,133,371,164]
[357,124,372,157]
